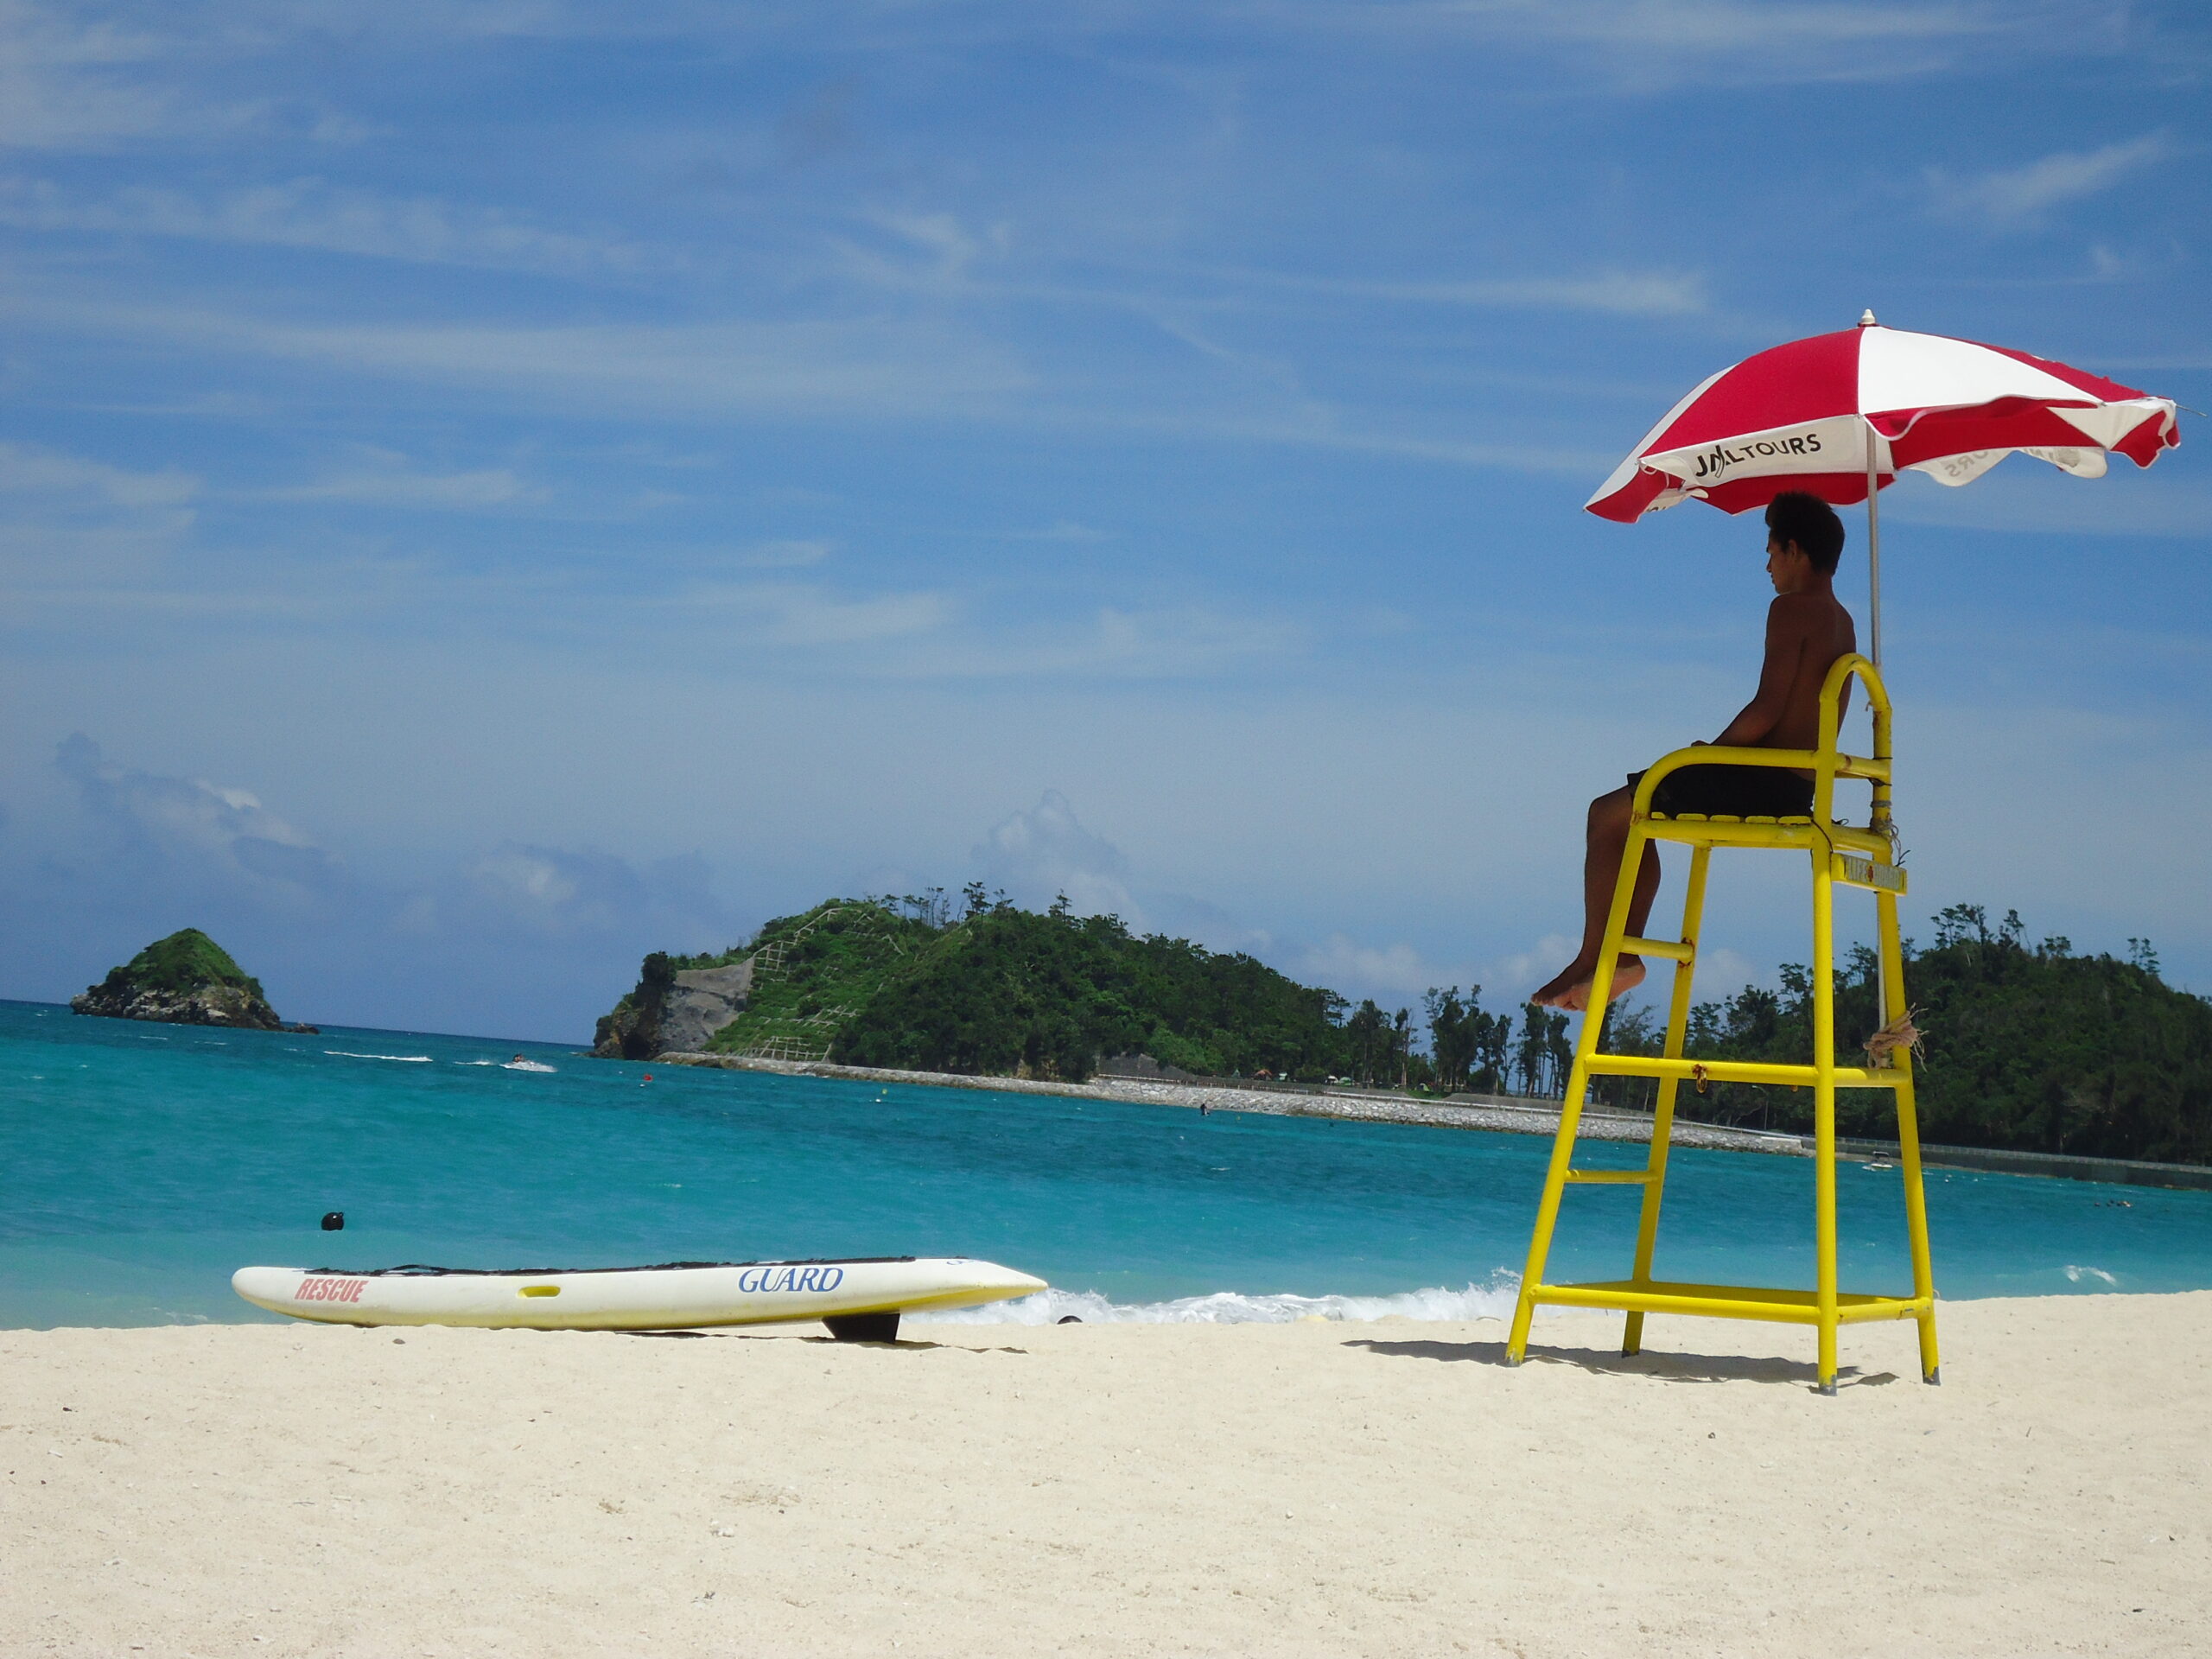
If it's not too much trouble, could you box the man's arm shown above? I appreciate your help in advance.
[1710,596,1807,747]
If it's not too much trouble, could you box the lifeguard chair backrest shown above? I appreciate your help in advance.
[1814,652,1892,834]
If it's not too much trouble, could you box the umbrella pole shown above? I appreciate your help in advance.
[1865,437,1884,666]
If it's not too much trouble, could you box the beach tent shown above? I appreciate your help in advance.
[1584,312,2181,663]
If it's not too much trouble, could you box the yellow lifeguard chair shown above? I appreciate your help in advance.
[1504,653,1939,1395]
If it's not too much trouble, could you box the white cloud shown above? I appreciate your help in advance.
[0,440,197,509]
[1392,273,1707,316]
[1292,933,1447,1004]
[865,209,1010,284]
[15,728,735,1034]
[0,583,328,619]
[1925,134,2174,228]
[1878,464,2209,538]
[448,843,717,942]
[4,291,1037,421]
[0,442,200,597]
[1694,946,1758,992]
[264,452,544,510]
[0,1,172,149]
[731,538,834,568]
[0,175,663,275]
[675,581,950,645]
[1138,891,1274,957]
[1245,267,1708,317]
[1005,521,1114,543]
[1274,0,2032,86]
[53,732,341,902]
[975,790,1141,923]
[1094,408,1610,479]
[0,261,1624,482]
[1,280,1610,481]
[270,316,1030,418]
[873,602,1305,681]
[1084,605,1300,675]
[1480,0,2001,52]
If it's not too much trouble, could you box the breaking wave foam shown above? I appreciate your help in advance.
[914,1274,1522,1326]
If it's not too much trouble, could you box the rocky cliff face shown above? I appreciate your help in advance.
[70,928,304,1031]
[594,952,753,1058]
[72,980,286,1028]
[659,960,754,1052]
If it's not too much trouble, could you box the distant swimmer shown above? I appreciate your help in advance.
[1530,493,1856,1012]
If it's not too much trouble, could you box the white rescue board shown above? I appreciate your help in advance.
[232,1255,1045,1337]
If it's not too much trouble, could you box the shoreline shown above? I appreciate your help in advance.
[652,1054,2212,1188]
[652,1050,1816,1156]
[7,1294,2205,1656]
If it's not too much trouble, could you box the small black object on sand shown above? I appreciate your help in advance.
[823,1312,900,1343]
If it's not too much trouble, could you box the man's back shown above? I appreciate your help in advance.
[1756,590,1857,755]
[1707,524,1859,760]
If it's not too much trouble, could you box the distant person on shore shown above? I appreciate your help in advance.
[1529,492,1856,1013]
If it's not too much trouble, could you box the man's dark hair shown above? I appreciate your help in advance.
[1764,492,1845,574]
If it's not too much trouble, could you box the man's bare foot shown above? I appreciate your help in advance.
[1529,956,1645,1012]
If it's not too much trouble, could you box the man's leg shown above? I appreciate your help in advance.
[1529,785,1657,1011]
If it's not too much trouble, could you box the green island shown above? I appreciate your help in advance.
[597,889,1357,1082]
[70,927,311,1033]
[596,893,2211,1166]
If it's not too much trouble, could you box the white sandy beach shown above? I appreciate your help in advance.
[5,1294,2208,1657]
[658,1052,1810,1156]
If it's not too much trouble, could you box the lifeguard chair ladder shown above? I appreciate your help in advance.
[1504,654,1939,1395]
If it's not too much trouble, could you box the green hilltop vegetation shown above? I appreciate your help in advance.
[99,928,266,1000]
[632,889,1361,1082]
[604,894,2212,1166]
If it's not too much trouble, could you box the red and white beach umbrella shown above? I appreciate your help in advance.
[1586,312,2181,661]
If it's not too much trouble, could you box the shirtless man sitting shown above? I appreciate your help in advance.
[1529,491,1857,1013]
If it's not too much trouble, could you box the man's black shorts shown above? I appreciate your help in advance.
[1629,762,1814,819]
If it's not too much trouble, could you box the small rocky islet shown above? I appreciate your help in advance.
[70,927,317,1033]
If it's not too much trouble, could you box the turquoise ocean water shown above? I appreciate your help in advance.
[4,999,2208,1328]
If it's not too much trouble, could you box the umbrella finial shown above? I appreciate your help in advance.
[1859,308,1879,328]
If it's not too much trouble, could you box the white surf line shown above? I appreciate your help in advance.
[915,1279,1529,1326]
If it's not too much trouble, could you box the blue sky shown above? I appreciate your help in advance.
[2,2,2206,1041]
